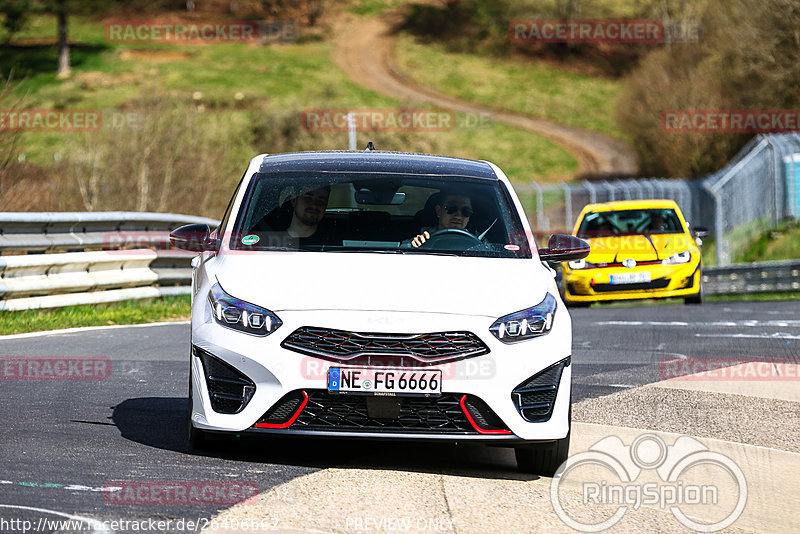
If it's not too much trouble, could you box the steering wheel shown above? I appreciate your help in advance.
[418,228,483,250]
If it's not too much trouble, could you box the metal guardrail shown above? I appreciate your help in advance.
[0,212,218,310]
[703,260,800,295]
[1,212,796,310]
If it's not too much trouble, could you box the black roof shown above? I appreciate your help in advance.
[257,151,497,179]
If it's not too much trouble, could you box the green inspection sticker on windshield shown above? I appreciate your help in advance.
[241,234,259,245]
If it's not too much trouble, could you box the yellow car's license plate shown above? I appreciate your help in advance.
[609,272,651,284]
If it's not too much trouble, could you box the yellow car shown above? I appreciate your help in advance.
[561,199,704,306]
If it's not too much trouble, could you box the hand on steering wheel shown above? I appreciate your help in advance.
[411,228,483,249]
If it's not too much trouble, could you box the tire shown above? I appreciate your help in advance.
[515,432,570,477]
[684,272,704,305]
[565,300,591,308]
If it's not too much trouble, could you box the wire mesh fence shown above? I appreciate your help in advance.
[514,133,800,265]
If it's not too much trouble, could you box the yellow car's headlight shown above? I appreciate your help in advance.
[662,251,692,265]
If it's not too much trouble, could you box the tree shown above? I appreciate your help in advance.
[1,0,109,76]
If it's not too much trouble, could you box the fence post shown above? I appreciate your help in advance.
[764,136,778,226]
[703,182,727,266]
[561,181,572,230]
[532,182,547,230]
[583,180,597,204]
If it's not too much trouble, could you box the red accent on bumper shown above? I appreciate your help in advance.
[254,390,309,429]
[459,395,512,435]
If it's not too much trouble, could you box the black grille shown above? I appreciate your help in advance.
[592,278,670,292]
[255,391,307,426]
[281,327,489,364]
[512,358,569,422]
[291,390,487,434]
[195,347,255,414]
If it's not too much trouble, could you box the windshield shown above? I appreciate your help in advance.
[228,172,532,258]
[577,208,685,237]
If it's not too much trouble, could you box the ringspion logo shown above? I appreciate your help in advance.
[551,434,747,532]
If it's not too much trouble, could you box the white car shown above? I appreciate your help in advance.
[170,149,589,475]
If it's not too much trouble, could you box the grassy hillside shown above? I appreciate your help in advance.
[2,12,578,219]
[394,33,626,140]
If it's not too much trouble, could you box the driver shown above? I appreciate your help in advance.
[408,193,474,248]
[649,212,668,232]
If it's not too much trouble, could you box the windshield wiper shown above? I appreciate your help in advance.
[401,249,461,257]
[244,246,309,252]
[329,248,406,254]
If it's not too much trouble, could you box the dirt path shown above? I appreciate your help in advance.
[334,11,639,178]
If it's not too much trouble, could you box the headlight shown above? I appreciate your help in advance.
[489,293,557,343]
[208,282,282,336]
[568,258,595,269]
[662,251,691,265]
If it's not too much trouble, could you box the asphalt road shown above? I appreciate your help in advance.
[0,300,798,533]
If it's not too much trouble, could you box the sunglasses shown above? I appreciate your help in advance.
[443,203,474,217]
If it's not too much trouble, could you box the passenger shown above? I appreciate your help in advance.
[408,193,474,248]
[249,184,331,249]
[287,185,330,239]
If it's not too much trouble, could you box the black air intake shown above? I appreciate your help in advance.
[194,347,255,414]
[512,358,569,422]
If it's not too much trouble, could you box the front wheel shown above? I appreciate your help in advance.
[515,432,570,476]
[684,273,704,305]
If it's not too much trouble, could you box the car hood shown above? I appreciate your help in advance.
[585,234,693,263]
[212,252,549,317]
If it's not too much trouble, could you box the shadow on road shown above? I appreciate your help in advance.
[112,397,536,482]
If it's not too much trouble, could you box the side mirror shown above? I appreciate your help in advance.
[693,226,709,238]
[538,234,590,262]
[169,223,218,252]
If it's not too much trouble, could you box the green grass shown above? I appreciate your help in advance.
[394,33,626,140]
[4,14,577,183]
[739,221,800,262]
[0,295,191,335]
[348,0,405,16]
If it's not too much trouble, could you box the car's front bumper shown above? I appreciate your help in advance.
[189,307,572,443]
[563,262,701,302]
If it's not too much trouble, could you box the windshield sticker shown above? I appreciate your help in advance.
[504,244,520,251]
[241,234,260,245]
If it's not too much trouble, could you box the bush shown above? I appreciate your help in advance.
[616,0,800,177]
[56,96,246,217]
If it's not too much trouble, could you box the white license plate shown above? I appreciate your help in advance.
[328,367,442,396]
[609,272,652,284]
